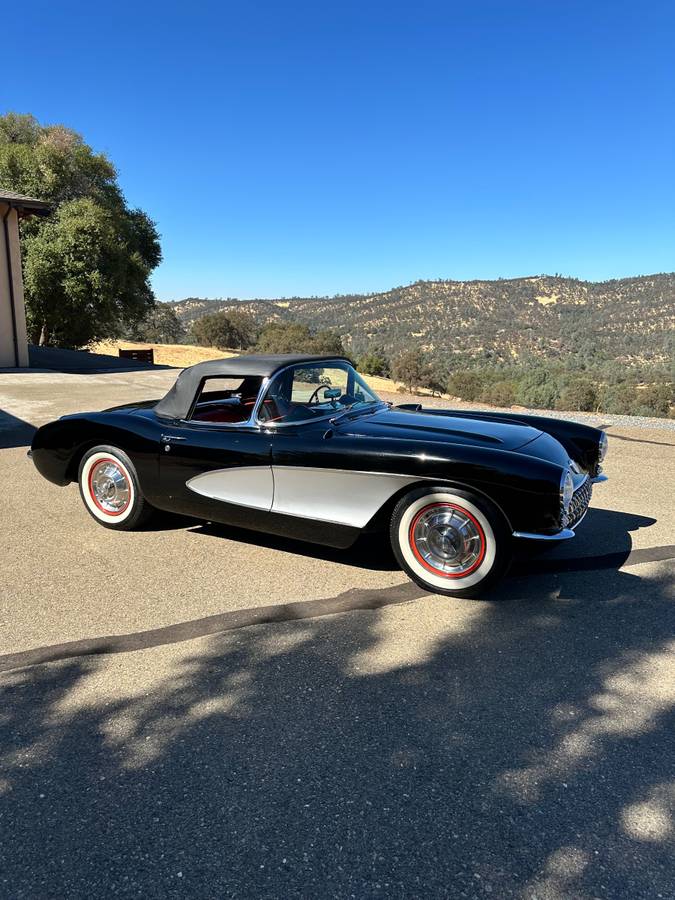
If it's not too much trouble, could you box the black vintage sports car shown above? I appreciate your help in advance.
[30,354,608,597]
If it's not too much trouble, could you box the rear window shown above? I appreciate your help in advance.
[189,375,263,424]
[196,377,247,401]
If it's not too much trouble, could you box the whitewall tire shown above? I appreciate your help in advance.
[78,446,153,530]
[390,486,511,598]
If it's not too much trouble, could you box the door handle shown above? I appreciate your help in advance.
[161,434,187,442]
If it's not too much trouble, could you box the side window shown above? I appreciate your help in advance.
[190,376,262,424]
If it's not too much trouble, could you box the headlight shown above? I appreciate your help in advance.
[598,431,608,462]
[560,469,574,514]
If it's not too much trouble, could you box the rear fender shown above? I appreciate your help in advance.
[30,414,160,489]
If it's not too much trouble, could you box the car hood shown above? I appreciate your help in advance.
[335,407,543,451]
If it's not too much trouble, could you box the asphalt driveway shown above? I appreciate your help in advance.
[0,369,673,898]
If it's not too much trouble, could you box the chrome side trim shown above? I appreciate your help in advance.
[512,528,576,541]
[186,466,274,511]
[591,473,608,483]
[271,466,423,528]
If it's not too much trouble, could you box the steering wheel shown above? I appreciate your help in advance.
[308,385,330,405]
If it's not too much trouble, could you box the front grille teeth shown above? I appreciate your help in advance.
[567,478,592,528]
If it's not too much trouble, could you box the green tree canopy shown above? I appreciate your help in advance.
[129,304,185,344]
[447,370,484,402]
[255,322,346,356]
[557,377,598,412]
[391,348,431,392]
[191,310,257,350]
[357,346,391,377]
[515,367,561,410]
[0,113,161,347]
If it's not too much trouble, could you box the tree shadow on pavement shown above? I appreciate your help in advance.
[1,528,673,897]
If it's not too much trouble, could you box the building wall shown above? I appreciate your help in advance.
[0,203,30,367]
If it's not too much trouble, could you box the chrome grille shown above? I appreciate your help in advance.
[567,477,592,528]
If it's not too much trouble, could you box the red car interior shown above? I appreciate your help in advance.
[191,397,287,424]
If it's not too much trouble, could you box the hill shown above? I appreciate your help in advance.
[165,274,675,371]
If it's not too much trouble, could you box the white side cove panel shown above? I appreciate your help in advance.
[186,466,274,511]
[271,466,424,528]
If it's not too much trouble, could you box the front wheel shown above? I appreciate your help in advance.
[78,445,154,530]
[390,486,512,598]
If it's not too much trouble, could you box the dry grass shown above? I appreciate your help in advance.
[92,341,410,395]
[92,340,238,368]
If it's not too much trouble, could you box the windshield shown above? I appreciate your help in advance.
[257,361,381,425]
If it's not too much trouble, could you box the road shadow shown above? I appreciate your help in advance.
[1,509,673,896]
[183,506,663,579]
[0,408,36,449]
[188,519,400,571]
[511,507,661,572]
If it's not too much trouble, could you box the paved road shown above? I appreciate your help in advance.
[0,370,674,898]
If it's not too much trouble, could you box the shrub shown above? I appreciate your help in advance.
[481,380,517,407]
[557,377,599,412]
[516,368,561,409]
[598,382,639,415]
[447,371,483,402]
[631,384,673,417]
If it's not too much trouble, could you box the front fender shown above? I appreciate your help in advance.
[319,433,566,536]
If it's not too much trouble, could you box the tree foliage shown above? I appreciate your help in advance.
[0,113,161,347]
[447,371,484,402]
[191,310,257,350]
[557,377,598,412]
[357,346,391,377]
[254,322,345,356]
[515,368,562,409]
[128,305,185,344]
[392,348,431,392]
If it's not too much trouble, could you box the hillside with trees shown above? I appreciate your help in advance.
[166,274,674,370]
[165,275,674,417]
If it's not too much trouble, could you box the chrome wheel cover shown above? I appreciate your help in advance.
[409,503,485,577]
[88,459,131,514]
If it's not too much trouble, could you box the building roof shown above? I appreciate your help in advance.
[155,354,353,419]
[0,189,50,216]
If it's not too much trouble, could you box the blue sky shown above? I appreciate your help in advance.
[3,1,674,298]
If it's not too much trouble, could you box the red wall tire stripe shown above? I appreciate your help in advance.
[87,457,132,517]
[408,502,486,579]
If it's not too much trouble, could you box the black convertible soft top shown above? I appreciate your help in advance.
[155,354,353,419]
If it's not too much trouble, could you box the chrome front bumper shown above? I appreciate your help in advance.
[512,528,576,541]
[513,472,606,541]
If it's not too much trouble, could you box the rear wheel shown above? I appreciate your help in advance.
[390,486,512,598]
[78,445,154,530]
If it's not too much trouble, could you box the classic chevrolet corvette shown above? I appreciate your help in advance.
[30,354,608,597]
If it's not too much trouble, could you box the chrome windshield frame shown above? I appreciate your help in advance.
[252,359,381,429]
